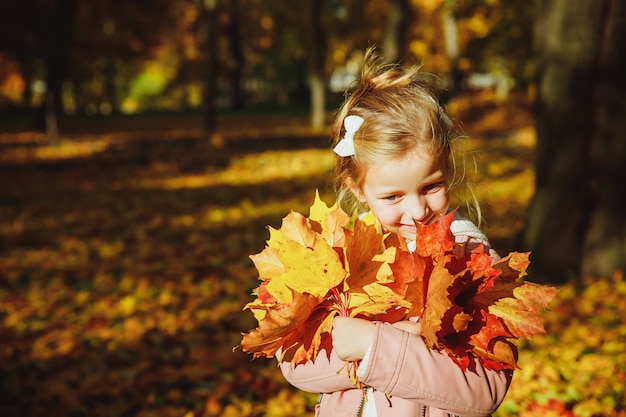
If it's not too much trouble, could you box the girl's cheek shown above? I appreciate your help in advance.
[439,191,450,211]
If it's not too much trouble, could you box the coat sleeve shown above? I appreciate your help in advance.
[277,348,358,394]
[359,323,513,417]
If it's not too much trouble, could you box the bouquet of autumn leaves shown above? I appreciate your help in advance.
[238,192,557,378]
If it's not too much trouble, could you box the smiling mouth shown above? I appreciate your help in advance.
[412,216,437,227]
[395,213,443,237]
[397,225,417,239]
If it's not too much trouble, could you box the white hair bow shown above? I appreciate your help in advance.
[333,115,364,157]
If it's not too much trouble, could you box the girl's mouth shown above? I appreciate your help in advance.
[397,224,417,240]
[397,215,439,237]
[417,211,444,226]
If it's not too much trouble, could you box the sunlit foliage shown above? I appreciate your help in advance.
[1,95,623,416]
[0,0,534,115]
[495,273,626,417]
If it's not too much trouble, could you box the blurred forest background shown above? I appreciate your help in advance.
[0,0,625,416]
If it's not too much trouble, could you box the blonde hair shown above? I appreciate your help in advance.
[332,48,482,225]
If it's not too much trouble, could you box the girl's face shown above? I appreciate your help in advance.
[351,151,450,241]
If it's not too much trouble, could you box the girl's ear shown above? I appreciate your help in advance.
[345,177,366,203]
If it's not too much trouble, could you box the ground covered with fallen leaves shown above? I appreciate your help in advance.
[1,91,624,416]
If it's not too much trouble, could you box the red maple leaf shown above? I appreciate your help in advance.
[413,211,455,258]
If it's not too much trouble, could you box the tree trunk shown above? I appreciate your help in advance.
[441,0,462,99]
[522,0,626,283]
[226,0,244,110]
[43,56,65,144]
[580,0,626,279]
[309,0,326,130]
[39,0,77,139]
[383,0,411,64]
[103,57,118,114]
[201,0,219,132]
[44,90,59,144]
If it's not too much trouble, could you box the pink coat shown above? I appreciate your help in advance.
[279,323,512,417]
[279,220,512,417]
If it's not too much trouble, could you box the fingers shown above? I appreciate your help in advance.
[391,320,422,335]
[331,317,376,361]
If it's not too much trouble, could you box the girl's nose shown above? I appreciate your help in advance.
[405,195,429,224]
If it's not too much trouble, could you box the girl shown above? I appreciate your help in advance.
[279,49,512,417]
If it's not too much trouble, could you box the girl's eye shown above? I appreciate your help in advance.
[424,182,445,193]
[382,194,398,201]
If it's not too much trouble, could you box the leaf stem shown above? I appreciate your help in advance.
[330,287,349,317]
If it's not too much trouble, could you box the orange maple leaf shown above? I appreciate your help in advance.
[240,290,326,360]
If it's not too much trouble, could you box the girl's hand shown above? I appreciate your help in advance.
[391,320,422,335]
[331,317,376,361]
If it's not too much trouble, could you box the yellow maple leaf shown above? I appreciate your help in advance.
[309,190,350,248]
[279,210,317,248]
[264,236,346,304]
[249,246,285,279]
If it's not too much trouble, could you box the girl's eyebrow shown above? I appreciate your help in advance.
[369,184,404,197]
[424,169,447,182]
[374,188,402,197]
